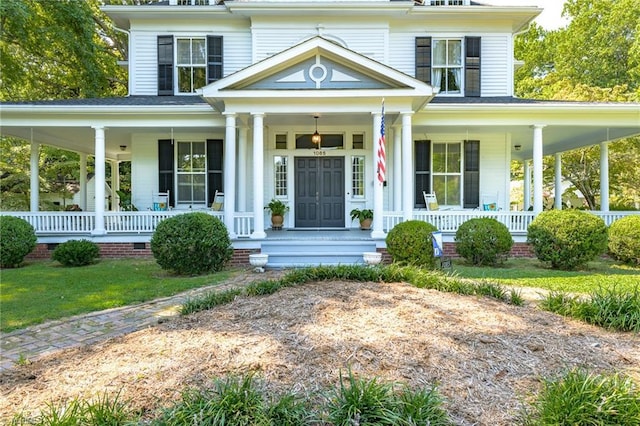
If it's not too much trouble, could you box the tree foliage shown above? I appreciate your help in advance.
[0,0,127,101]
[514,0,640,209]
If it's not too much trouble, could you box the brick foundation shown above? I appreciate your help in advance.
[27,242,535,264]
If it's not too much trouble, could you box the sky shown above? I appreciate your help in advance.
[483,0,570,30]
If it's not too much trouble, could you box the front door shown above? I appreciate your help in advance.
[295,157,345,228]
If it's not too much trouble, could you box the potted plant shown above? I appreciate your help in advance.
[350,208,373,230]
[265,199,289,230]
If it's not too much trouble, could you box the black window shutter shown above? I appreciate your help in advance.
[158,139,175,207]
[206,139,223,205]
[157,36,174,96]
[414,140,431,207]
[463,140,480,208]
[465,37,481,97]
[207,36,223,84]
[415,37,432,84]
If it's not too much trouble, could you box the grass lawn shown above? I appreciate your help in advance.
[0,259,231,333]
[453,257,640,294]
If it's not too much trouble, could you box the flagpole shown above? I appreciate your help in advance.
[371,100,386,239]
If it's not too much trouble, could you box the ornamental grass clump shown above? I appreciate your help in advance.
[608,215,640,265]
[52,239,100,267]
[455,217,513,266]
[150,212,232,275]
[0,216,37,268]
[522,368,640,425]
[527,210,608,270]
[386,220,439,269]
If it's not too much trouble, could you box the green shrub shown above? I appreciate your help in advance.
[386,220,439,268]
[52,239,100,267]
[527,210,608,270]
[150,212,232,275]
[523,369,640,425]
[608,215,640,265]
[454,218,513,266]
[0,216,37,268]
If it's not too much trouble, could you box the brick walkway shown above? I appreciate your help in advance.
[0,269,284,371]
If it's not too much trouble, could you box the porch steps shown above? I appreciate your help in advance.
[260,240,377,268]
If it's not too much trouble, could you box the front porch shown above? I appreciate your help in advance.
[5,208,636,241]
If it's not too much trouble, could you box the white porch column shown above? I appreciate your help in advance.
[224,113,237,238]
[29,140,39,212]
[371,112,384,238]
[237,125,248,212]
[523,160,531,211]
[251,113,267,239]
[532,124,545,213]
[92,126,106,235]
[600,141,610,211]
[79,153,88,211]
[554,153,562,210]
[393,125,402,211]
[401,112,413,221]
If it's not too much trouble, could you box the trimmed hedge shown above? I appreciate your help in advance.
[527,210,608,270]
[0,216,37,268]
[52,239,100,267]
[150,212,232,275]
[455,218,513,266]
[608,215,640,265]
[385,220,439,269]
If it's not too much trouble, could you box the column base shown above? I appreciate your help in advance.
[370,230,386,239]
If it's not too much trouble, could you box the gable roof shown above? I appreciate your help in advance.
[199,36,435,113]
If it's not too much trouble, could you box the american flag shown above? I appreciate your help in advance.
[377,100,386,184]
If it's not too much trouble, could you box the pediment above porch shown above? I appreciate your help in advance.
[199,36,435,113]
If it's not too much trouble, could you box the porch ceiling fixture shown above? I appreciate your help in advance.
[312,115,321,146]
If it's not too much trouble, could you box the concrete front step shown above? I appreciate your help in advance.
[260,240,378,268]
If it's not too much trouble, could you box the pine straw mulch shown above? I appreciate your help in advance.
[1,278,639,425]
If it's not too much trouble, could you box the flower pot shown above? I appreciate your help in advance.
[359,218,372,230]
[363,252,382,265]
[271,214,284,230]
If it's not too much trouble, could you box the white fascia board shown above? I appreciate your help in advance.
[102,5,230,29]
[409,6,541,33]
[226,2,412,17]
[422,103,640,127]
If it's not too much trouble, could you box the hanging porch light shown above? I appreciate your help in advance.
[311,115,322,146]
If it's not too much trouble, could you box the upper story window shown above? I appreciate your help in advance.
[429,0,468,5]
[415,36,481,97]
[157,35,223,96]
[433,39,462,95]
[177,38,206,93]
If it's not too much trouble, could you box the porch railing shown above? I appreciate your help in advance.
[2,210,637,238]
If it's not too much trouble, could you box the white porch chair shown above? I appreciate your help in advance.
[211,190,224,211]
[152,190,170,211]
[423,192,440,211]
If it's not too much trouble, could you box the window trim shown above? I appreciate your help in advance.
[431,38,463,95]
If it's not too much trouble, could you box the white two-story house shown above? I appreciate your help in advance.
[2,0,639,265]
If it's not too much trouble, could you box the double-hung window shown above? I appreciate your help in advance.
[177,38,206,94]
[157,35,223,95]
[415,36,480,97]
[177,141,206,206]
[432,39,462,95]
[432,142,461,205]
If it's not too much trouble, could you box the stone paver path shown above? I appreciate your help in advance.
[1,269,284,371]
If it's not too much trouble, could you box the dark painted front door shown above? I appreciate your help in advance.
[295,157,345,228]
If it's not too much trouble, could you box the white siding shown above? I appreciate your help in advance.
[251,23,388,63]
[388,32,416,77]
[130,32,158,96]
[479,135,510,210]
[129,29,251,96]
[131,135,158,209]
[481,35,511,97]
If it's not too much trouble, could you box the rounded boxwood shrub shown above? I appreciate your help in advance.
[52,239,100,267]
[0,216,37,268]
[455,218,513,266]
[608,215,640,265]
[386,220,439,268]
[151,212,233,275]
[527,210,608,270]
